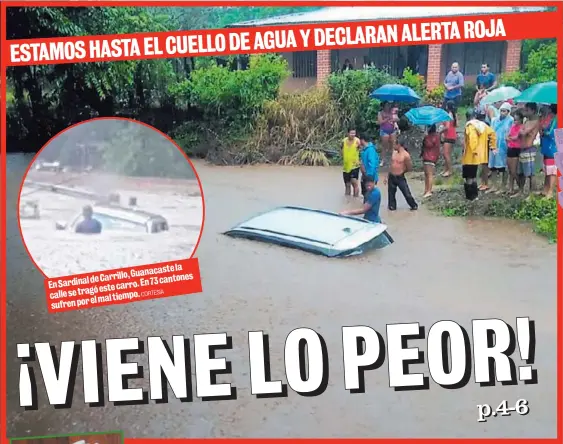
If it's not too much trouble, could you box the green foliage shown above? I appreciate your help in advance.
[460,83,476,108]
[514,196,558,241]
[435,192,557,242]
[173,54,289,125]
[521,39,556,64]
[525,42,557,84]
[500,41,557,89]
[400,67,425,97]
[6,6,318,152]
[327,67,397,135]
[423,85,445,107]
[499,70,527,89]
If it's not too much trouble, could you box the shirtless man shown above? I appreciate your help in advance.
[517,102,541,195]
[384,135,418,211]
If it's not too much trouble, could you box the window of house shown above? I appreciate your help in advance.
[293,51,317,78]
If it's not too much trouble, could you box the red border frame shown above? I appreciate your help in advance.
[1,1,562,443]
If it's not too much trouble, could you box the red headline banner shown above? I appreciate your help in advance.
[44,258,203,313]
[5,11,560,66]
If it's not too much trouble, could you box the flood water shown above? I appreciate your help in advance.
[6,153,558,438]
[19,170,203,277]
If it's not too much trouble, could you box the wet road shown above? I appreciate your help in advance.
[6,153,558,438]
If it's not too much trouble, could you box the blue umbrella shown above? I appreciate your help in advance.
[405,106,452,126]
[370,84,420,103]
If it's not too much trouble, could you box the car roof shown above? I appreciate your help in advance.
[225,206,392,257]
[91,204,167,224]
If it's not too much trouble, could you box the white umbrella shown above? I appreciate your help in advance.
[481,86,521,105]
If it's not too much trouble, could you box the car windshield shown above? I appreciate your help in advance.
[72,212,146,233]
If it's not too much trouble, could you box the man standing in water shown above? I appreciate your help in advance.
[517,102,541,195]
[384,135,418,211]
[342,128,361,197]
[75,205,102,234]
[340,176,381,223]
[360,135,379,196]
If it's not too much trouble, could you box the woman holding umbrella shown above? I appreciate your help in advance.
[370,84,420,166]
[378,101,399,166]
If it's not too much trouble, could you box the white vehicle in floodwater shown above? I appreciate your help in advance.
[56,204,170,234]
[34,161,62,172]
[225,206,393,257]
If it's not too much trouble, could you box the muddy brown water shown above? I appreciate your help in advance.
[6,153,557,438]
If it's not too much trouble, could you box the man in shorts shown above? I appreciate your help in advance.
[342,128,361,197]
[518,102,541,195]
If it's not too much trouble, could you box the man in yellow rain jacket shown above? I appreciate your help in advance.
[462,110,497,200]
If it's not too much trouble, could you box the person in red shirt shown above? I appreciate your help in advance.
[421,124,441,198]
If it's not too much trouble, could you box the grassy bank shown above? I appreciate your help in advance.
[425,177,557,242]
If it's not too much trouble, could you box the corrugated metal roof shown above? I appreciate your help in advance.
[226,6,550,27]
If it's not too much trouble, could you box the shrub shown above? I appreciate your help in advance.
[432,190,557,242]
[499,70,528,89]
[424,85,446,107]
[251,87,342,164]
[327,67,399,135]
[461,83,475,108]
[400,67,426,97]
[500,41,557,89]
[171,54,290,126]
[525,42,557,83]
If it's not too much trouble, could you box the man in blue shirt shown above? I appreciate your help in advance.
[75,205,102,234]
[443,62,464,107]
[339,176,382,223]
[359,136,380,196]
[476,63,497,92]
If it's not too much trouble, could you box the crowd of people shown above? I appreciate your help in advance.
[339,62,558,224]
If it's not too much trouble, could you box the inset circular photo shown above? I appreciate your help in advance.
[18,118,205,278]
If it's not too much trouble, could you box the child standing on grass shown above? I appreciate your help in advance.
[421,124,441,198]
[384,135,418,211]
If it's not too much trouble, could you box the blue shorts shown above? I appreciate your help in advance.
[380,129,395,137]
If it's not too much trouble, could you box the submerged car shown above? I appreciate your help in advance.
[224,206,393,257]
[55,204,169,234]
[34,161,62,172]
